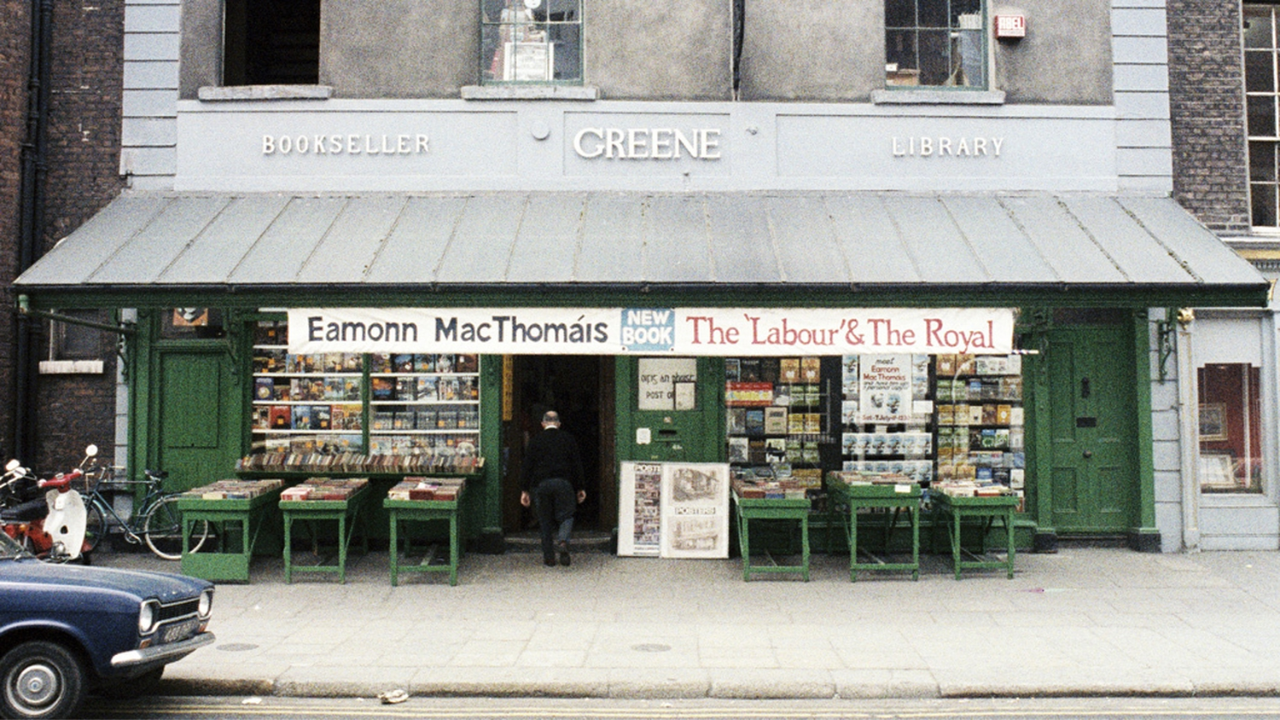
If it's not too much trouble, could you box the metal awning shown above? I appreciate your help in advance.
[13,191,1270,308]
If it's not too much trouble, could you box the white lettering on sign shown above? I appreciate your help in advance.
[262,134,430,156]
[891,136,1003,158]
[573,128,721,160]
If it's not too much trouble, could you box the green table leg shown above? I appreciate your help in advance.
[449,512,459,587]
[389,510,400,587]
[283,515,293,584]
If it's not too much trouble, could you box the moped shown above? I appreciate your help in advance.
[0,445,96,561]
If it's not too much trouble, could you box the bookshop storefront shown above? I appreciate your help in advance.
[12,191,1269,554]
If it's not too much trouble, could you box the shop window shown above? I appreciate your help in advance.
[247,320,481,473]
[1247,5,1280,228]
[223,0,320,86]
[885,0,986,89]
[724,354,1025,507]
[38,310,105,375]
[481,0,582,84]
[159,309,225,340]
[1197,363,1263,493]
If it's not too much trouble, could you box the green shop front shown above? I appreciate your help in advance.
[12,191,1268,564]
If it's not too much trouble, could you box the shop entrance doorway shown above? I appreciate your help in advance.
[503,355,615,534]
[1045,309,1139,534]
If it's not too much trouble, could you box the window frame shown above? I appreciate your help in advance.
[884,0,990,92]
[480,0,583,86]
[1246,4,1280,230]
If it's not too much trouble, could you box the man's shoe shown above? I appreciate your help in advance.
[544,557,556,567]
[556,541,570,567]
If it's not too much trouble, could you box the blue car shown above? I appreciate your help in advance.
[0,531,214,718]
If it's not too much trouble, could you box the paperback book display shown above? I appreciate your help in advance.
[934,353,1025,509]
[725,352,1027,512]
[724,356,832,477]
[250,320,481,472]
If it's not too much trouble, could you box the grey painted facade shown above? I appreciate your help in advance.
[106,0,1244,552]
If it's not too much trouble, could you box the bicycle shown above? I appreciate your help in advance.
[82,467,210,560]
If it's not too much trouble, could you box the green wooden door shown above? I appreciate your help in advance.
[152,347,240,491]
[1046,321,1138,533]
[616,357,724,463]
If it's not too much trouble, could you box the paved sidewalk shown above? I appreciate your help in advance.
[96,547,1280,700]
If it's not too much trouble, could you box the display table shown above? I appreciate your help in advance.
[730,490,811,581]
[280,482,370,583]
[932,492,1018,579]
[178,485,286,582]
[385,482,466,587]
[825,477,921,582]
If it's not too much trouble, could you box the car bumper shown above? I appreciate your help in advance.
[110,631,216,669]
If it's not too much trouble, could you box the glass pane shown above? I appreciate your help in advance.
[548,24,581,81]
[886,0,915,28]
[544,0,579,22]
[160,308,225,339]
[917,29,951,85]
[1245,9,1274,49]
[919,0,948,28]
[886,29,919,85]
[951,0,982,26]
[1197,364,1263,493]
[952,29,984,87]
[1248,95,1277,137]
[1252,182,1277,227]
[1246,50,1275,93]
[1249,140,1277,181]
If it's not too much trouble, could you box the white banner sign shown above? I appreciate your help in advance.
[287,307,1015,356]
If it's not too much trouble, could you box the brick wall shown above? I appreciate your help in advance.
[22,0,126,474]
[0,0,30,462]
[1167,0,1252,233]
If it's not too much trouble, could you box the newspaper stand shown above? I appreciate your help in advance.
[825,474,921,582]
[281,482,370,583]
[178,483,287,583]
[731,489,811,581]
[932,492,1018,579]
[385,481,467,586]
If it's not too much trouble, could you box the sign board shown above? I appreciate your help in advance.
[287,307,1015,356]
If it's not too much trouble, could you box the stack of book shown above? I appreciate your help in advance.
[184,478,284,500]
[386,476,464,502]
[280,477,369,502]
[237,453,484,474]
[827,470,916,486]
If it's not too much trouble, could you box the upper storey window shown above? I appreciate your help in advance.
[1246,6,1280,228]
[224,0,320,85]
[482,0,582,83]
[885,0,986,89]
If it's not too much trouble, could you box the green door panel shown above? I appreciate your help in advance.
[152,347,240,492]
[1046,322,1138,533]
[616,357,724,464]
[161,353,221,448]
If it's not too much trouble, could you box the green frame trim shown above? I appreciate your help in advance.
[1132,309,1159,540]
[16,284,1270,313]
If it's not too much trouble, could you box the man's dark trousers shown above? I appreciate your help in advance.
[533,477,576,563]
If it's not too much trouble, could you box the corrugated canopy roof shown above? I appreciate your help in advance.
[13,191,1269,307]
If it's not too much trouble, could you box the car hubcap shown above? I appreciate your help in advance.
[14,662,59,709]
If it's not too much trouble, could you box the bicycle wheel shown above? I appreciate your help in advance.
[83,501,106,554]
[142,495,206,560]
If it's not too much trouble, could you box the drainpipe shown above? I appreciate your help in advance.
[14,0,54,462]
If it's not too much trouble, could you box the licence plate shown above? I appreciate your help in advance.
[160,618,199,644]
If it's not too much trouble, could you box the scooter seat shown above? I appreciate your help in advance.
[0,497,47,522]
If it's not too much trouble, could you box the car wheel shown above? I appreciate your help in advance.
[0,641,85,719]
[94,667,163,700]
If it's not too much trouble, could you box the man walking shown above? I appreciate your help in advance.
[520,410,586,566]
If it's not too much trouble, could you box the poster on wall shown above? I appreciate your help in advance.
[636,358,698,411]
[856,354,913,424]
[617,462,663,557]
[660,462,730,559]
